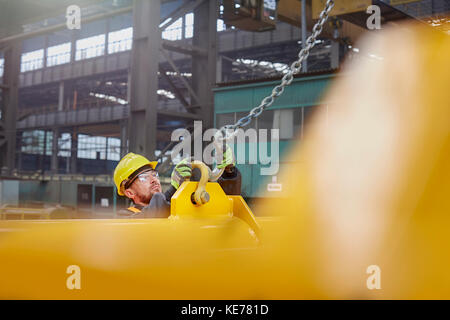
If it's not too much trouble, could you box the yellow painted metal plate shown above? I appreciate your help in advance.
[277,0,302,26]
[312,0,371,19]
[390,0,420,5]
[0,217,260,299]
[170,181,233,218]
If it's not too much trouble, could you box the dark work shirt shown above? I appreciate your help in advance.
[116,187,176,218]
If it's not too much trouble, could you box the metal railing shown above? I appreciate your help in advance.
[47,52,71,67]
[108,38,132,54]
[75,44,105,61]
[21,58,44,72]
[0,207,51,220]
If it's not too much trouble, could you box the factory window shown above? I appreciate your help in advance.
[216,112,258,130]
[258,108,303,140]
[255,110,273,131]
[21,49,44,72]
[274,109,298,140]
[58,133,72,157]
[75,34,105,61]
[108,27,133,54]
[77,135,120,161]
[107,138,121,161]
[214,107,327,142]
[216,113,235,129]
[216,108,306,141]
[185,13,194,38]
[162,13,224,41]
[163,17,183,41]
[21,130,45,154]
[256,109,274,140]
[44,132,53,156]
[47,42,71,67]
[21,131,73,156]
[293,108,302,137]
[77,135,106,160]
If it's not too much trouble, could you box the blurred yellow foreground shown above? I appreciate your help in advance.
[0,22,449,299]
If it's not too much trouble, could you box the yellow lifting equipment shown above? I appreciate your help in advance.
[0,160,267,299]
[171,161,261,239]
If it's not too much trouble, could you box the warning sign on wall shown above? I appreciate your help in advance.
[267,176,282,192]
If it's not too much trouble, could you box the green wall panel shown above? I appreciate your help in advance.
[19,181,44,203]
[214,74,335,198]
[232,140,293,198]
[214,74,335,114]
[0,180,19,206]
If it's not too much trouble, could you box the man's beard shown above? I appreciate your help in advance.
[140,192,152,205]
[142,185,161,205]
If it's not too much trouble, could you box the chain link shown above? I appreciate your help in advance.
[217,0,335,142]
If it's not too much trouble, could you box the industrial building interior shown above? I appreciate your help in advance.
[0,0,448,218]
[0,0,450,302]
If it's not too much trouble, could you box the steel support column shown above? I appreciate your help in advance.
[39,130,47,173]
[330,40,340,69]
[58,81,65,111]
[128,0,160,158]
[51,129,59,173]
[70,129,78,174]
[216,55,223,83]
[120,120,127,158]
[0,41,21,175]
[192,0,217,129]
[70,30,77,76]
[301,0,308,72]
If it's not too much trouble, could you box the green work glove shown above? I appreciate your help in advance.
[171,158,192,189]
[217,144,235,169]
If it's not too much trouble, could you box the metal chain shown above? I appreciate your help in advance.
[217,0,335,142]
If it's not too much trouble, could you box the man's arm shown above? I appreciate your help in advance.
[142,192,170,218]
[164,185,177,202]
[164,158,193,203]
[218,165,242,195]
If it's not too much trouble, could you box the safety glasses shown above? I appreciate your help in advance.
[136,170,159,182]
[124,170,159,191]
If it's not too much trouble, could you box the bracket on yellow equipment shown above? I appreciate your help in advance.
[170,161,261,240]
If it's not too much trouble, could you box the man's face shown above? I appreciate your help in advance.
[126,170,162,205]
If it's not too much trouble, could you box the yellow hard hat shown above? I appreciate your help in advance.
[114,152,158,196]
